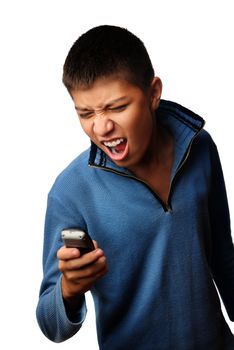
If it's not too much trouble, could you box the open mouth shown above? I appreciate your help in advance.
[103,138,128,161]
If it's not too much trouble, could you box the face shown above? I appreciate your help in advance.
[71,76,162,172]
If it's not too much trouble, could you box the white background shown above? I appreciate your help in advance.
[0,0,233,348]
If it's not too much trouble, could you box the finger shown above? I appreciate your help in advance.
[73,256,107,279]
[64,257,108,282]
[78,266,108,285]
[93,240,98,249]
[59,248,104,271]
[57,246,81,260]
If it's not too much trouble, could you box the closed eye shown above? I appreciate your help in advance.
[77,104,128,118]
[108,104,128,112]
[78,111,94,119]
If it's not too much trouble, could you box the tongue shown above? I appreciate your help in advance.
[114,140,127,153]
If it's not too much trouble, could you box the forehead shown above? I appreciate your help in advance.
[71,76,143,110]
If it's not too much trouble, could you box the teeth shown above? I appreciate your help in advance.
[104,138,124,148]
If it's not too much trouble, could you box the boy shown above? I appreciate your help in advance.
[36,25,234,349]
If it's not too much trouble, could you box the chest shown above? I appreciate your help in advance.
[85,162,212,296]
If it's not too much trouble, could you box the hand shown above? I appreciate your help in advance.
[57,241,108,302]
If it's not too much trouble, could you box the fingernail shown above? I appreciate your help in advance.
[72,248,80,256]
[95,248,104,256]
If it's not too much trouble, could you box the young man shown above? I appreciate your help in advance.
[36,25,234,349]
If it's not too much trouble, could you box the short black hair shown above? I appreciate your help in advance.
[63,25,155,91]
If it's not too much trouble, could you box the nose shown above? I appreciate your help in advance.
[93,113,114,137]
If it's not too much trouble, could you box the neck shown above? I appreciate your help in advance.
[131,122,174,179]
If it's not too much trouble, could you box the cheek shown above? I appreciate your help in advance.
[128,113,153,141]
[79,120,93,138]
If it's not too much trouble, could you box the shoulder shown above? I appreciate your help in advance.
[49,148,91,197]
[191,129,221,170]
[194,128,217,151]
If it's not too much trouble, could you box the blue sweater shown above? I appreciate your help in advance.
[36,100,234,349]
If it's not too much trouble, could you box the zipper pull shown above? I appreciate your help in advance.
[164,202,172,212]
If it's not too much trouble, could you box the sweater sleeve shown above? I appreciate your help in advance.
[36,193,87,342]
[208,142,234,321]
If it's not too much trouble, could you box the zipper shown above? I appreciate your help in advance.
[89,133,199,213]
[89,163,169,211]
[166,133,198,209]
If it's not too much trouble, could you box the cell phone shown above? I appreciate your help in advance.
[61,228,95,255]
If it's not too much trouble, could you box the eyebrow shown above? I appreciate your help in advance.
[75,96,128,112]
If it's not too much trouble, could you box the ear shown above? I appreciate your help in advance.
[150,77,162,111]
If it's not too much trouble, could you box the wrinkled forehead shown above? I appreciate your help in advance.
[71,76,142,111]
